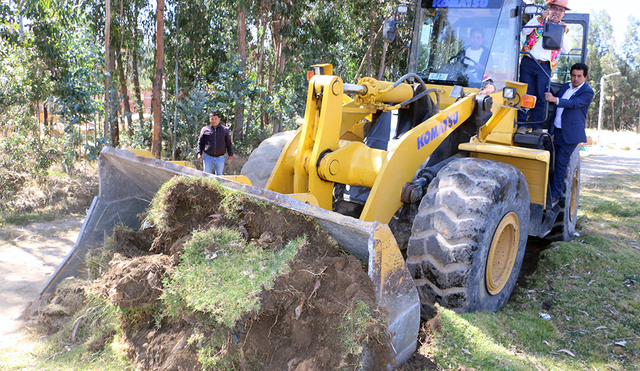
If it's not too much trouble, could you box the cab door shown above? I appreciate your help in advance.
[550,13,590,93]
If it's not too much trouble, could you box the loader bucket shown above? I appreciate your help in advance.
[41,147,419,367]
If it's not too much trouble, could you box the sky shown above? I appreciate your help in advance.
[568,0,640,46]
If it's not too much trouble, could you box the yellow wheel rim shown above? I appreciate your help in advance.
[486,212,520,296]
[569,168,579,222]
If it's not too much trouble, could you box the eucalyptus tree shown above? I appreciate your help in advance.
[1,0,103,173]
[617,16,640,132]
[586,10,616,130]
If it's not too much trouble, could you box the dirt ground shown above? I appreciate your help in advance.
[0,216,84,346]
[1,135,639,369]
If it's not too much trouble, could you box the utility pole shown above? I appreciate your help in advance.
[597,72,620,147]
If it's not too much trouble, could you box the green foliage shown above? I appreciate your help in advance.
[162,227,304,328]
[84,137,108,161]
[0,118,61,176]
[3,0,639,163]
[232,124,274,156]
[1,0,104,173]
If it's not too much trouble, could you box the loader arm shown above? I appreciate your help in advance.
[265,73,477,224]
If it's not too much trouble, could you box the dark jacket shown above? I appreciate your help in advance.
[197,124,233,157]
[548,82,594,145]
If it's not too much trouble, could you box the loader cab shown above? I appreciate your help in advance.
[409,0,521,90]
[546,13,590,92]
[407,0,589,93]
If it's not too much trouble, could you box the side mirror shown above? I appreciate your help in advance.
[542,22,565,51]
[383,18,397,43]
[383,4,409,43]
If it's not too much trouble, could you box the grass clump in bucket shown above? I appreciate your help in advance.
[162,226,305,328]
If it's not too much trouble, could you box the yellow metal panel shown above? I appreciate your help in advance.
[341,101,374,138]
[459,142,549,206]
[425,84,478,109]
[359,95,476,223]
[220,175,252,185]
[168,160,195,168]
[482,91,521,145]
[287,193,320,207]
[127,149,153,158]
[478,105,511,143]
[310,63,333,76]
[506,80,528,99]
[340,130,364,142]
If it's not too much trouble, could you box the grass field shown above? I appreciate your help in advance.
[423,171,640,371]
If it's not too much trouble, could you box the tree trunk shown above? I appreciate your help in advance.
[246,99,254,130]
[257,15,267,130]
[132,48,144,120]
[171,0,181,161]
[367,20,374,77]
[18,0,24,42]
[109,50,119,147]
[234,4,247,141]
[116,0,132,138]
[104,0,111,143]
[131,8,145,132]
[152,0,165,158]
[117,51,132,138]
[43,103,49,132]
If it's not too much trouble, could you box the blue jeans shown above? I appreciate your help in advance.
[518,57,551,131]
[203,153,225,175]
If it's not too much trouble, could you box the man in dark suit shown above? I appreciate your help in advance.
[544,62,594,203]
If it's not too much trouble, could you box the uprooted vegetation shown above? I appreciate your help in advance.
[28,176,392,370]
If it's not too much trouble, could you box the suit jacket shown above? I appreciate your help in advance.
[548,82,594,145]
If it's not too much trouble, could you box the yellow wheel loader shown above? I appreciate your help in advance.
[41,0,589,367]
[241,0,590,318]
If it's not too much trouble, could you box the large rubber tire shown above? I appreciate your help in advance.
[545,146,580,242]
[406,158,530,317]
[240,130,297,188]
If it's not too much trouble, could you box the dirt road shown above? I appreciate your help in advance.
[580,147,640,182]
[0,217,84,347]
[0,146,638,349]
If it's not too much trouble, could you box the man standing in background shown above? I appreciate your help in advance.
[197,111,233,175]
